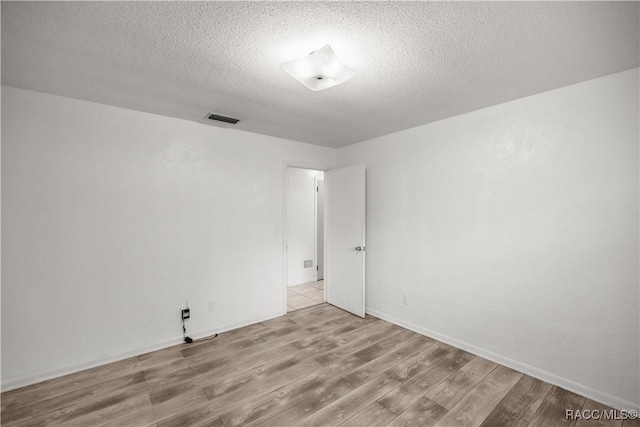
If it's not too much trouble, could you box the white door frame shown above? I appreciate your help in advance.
[282,161,331,315]
[314,178,324,282]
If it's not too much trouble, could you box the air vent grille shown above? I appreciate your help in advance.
[207,113,239,124]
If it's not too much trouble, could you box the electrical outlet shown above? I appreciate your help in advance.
[402,294,408,305]
[208,301,215,311]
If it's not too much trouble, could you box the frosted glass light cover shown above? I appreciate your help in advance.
[280,44,355,91]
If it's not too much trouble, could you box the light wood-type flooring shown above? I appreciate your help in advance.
[2,303,637,427]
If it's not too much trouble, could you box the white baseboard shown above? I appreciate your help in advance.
[365,307,639,412]
[0,310,284,392]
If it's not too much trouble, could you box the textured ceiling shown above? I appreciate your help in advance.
[2,1,638,148]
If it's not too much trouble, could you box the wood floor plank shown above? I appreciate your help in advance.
[156,400,226,427]
[158,336,336,420]
[314,324,403,366]
[353,329,420,363]
[340,402,397,426]
[175,337,328,406]
[220,368,353,425]
[188,321,338,385]
[60,389,152,427]
[432,365,523,427]
[137,348,185,371]
[202,352,327,401]
[425,356,498,409]
[315,319,385,346]
[199,416,226,427]
[189,341,299,379]
[96,388,208,427]
[2,393,83,426]
[321,354,374,382]
[245,377,355,427]
[149,376,203,406]
[305,316,358,334]
[480,374,553,427]
[343,335,435,388]
[384,341,458,383]
[202,350,328,413]
[377,347,474,415]
[524,385,586,427]
[14,381,150,426]
[294,373,400,426]
[326,316,385,345]
[188,332,324,390]
[261,316,299,331]
[188,332,297,373]
[1,371,146,425]
[185,329,283,365]
[315,328,421,382]
[144,361,194,385]
[324,315,385,334]
[296,307,354,326]
[386,397,448,427]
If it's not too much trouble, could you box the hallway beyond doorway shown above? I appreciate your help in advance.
[287,281,324,312]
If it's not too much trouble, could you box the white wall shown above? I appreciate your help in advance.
[0,86,335,390]
[286,168,322,286]
[338,69,639,410]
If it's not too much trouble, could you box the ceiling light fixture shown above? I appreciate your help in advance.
[280,44,355,92]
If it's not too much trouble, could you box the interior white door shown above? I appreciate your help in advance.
[325,164,366,317]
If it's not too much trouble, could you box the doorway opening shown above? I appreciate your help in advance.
[285,167,325,313]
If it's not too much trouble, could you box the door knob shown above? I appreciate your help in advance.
[355,246,365,252]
